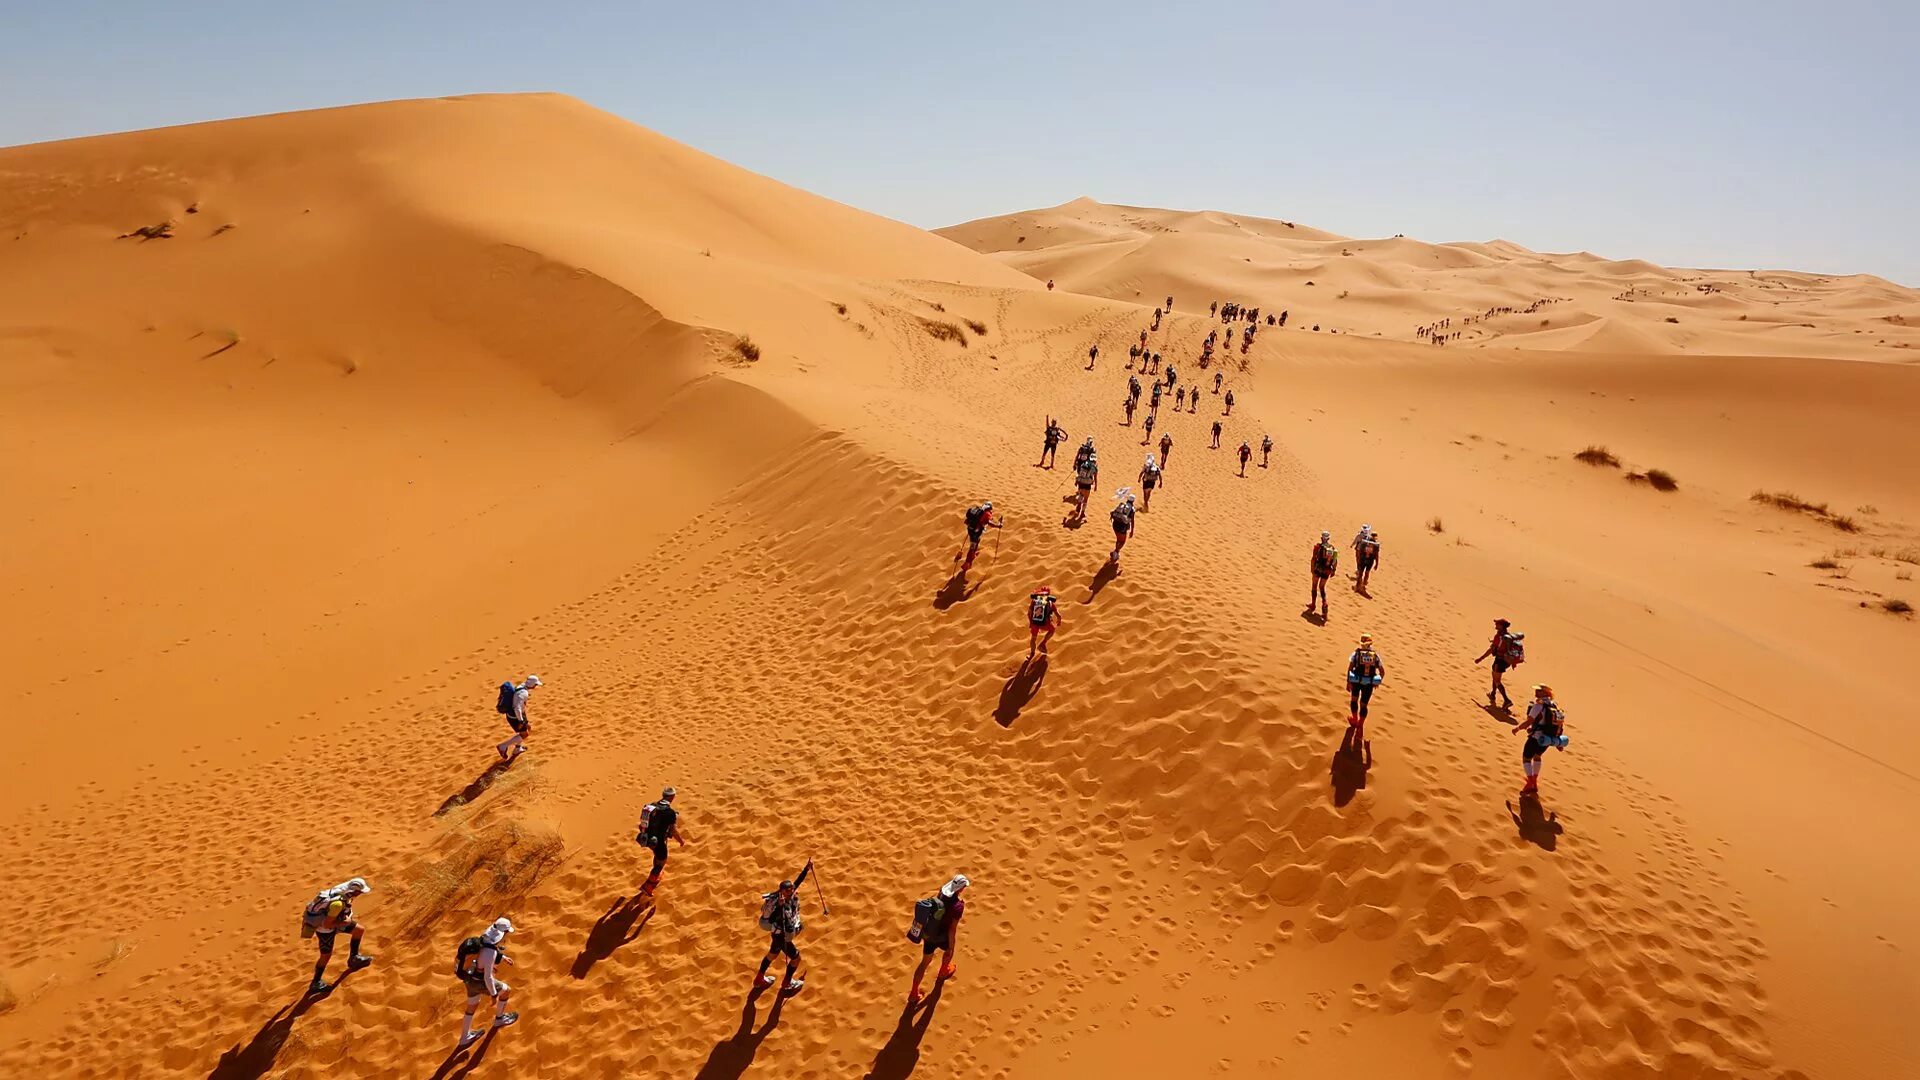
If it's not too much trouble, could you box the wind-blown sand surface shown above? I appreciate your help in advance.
[2,94,1916,1079]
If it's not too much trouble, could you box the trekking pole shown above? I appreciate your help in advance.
[810,857,830,915]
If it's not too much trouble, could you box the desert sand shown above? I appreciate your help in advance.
[2,94,1917,1079]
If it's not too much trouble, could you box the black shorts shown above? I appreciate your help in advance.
[1358,555,1377,571]
[507,717,529,734]
[1076,483,1092,494]
[1493,659,1511,675]
[921,932,952,956]
[1113,524,1130,539]
[768,933,799,960]
[1522,736,1551,762]
[966,527,985,544]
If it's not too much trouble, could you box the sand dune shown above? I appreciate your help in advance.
[939,198,1920,360]
[2,95,1917,1080]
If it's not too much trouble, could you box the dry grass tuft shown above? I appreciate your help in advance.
[1426,516,1444,534]
[1808,557,1842,570]
[1879,598,1913,616]
[964,318,988,336]
[917,318,969,346]
[1752,490,1862,531]
[1574,445,1620,468]
[1626,468,1679,492]
[733,335,761,363]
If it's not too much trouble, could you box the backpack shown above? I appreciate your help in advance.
[495,681,517,716]
[907,894,949,944]
[964,505,986,530]
[301,887,345,938]
[1111,503,1135,530]
[759,894,802,936]
[453,935,489,977]
[1313,542,1339,575]
[1028,593,1055,626]
[1501,632,1526,665]
[1076,460,1097,486]
[638,801,667,842]
[1350,648,1381,684]
[1534,702,1567,746]
[1359,538,1379,560]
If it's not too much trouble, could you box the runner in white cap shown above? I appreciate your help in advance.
[908,874,969,1005]
[496,675,541,761]
[455,917,519,1047]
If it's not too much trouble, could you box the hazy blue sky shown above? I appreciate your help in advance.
[4,2,1915,283]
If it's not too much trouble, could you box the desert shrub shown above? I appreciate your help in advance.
[1880,598,1913,615]
[1808,557,1841,570]
[1830,514,1860,533]
[918,318,968,346]
[1627,469,1678,491]
[734,336,761,362]
[1665,316,1680,324]
[1574,445,1621,467]
[833,302,848,316]
[1426,516,1444,534]
[964,319,987,336]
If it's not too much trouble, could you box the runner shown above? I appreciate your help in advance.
[1307,531,1338,616]
[1109,491,1138,566]
[958,501,1003,570]
[1047,279,1055,291]
[1123,395,1137,425]
[1224,389,1236,416]
[1150,351,1162,375]
[1138,454,1161,510]
[1165,295,1174,311]
[1214,371,1223,395]
[1165,363,1177,391]
[1260,434,1273,468]
[755,865,811,995]
[1175,386,1187,412]
[1071,445,1099,522]
[1128,343,1140,369]
[301,878,373,995]
[1151,307,1163,331]
[1158,431,1173,477]
[1039,417,1066,468]
[1237,440,1252,476]
[1141,410,1156,446]
[1346,634,1386,727]
[1150,381,1163,411]
[1513,685,1569,794]
[1087,344,1099,369]
[1474,620,1525,710]
[495,674,541,761]
[1026,587,1061,657]
[636,787,686,895]
[1211,420,1223,449]
[1210,300,1219,317]
[1128,374,1141,402]
[907,875,970,1005]
[1354,527,1381,589]
[455,918,519,1048]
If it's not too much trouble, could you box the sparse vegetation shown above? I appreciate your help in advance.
[1665,316,1680,324]
[1574,445,1621,468]
[1879,546,1920,565]
[929,302,946,313]
[733,335,761,362]
[1016,235,1026,244]
[1879,598,1913,616]
[1751,490,1861,531]
[210,223,236,237]
[964,318,987,336]
[118,220,174,241]
[1858,505,1879,515]
[1426,516,1444,534]
[917,318,968,346]
[1808,556,1842,570]
[833,302,848,316]
[1626,468,1679,492]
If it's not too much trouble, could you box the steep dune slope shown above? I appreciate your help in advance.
[2,97,1916,1080]
[939,199,1920,361]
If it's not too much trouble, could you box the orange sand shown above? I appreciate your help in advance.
[2,95,1916,1079]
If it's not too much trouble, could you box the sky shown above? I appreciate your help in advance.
[4,1,1916,284]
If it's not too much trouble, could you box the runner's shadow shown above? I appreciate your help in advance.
[1508,795,1564,851]
[1061,515,1084,530]
[994,657,1047,728]
[571,893,655,979]
[207,990,326,1080]
[433,759,515,817]
[1353,579,1371,598]
[427,1025,500,1080]
[932,571,979,611]
[1329,726,1372,807]
[864,981,945,1080]
[1085,560,1118,603]
[1299,609,1327,627]
[695,987,789,1080]
[1479,703,1517,726]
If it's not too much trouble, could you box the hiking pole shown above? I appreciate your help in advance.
[810,857,830,916]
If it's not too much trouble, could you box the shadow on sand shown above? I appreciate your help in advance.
[434,758,516,817]
[1299,608,1327,627]
[426,1025,501,1080]
[207,988,333,1080]
[932,570,980,611]
[695,984,792,1080]
[1329,725,1372,807]
[864,980,945,1079]
[1085,559,1118,603]
[994,656,1048,728]
[571,892,655,979]
[1508,794,1564,851]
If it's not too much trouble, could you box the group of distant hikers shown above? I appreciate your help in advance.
[292,290,1572,1055]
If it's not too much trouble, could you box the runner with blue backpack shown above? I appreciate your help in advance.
[1346,634,1386,728]
[1515,685,1570,795]
[905,874,969,1005]
[494,674,541,761]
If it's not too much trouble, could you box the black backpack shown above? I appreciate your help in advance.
[454,935,488,977]
[495,682,516,716]
[965,505,986,530]
[907,895,949,943]
[1111,503,1134,530]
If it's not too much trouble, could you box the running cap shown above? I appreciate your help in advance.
[941,874,971,897]
[1358,633,1373,645]
[661,786,676,801]
[483,917,514,943]
[1362,523,1371,532]
[1035,585,1051,595]
[344,877,370,895]
[1321,531,1331,541]
[779,879,795,891]
[1534,684,1552,697]
[525,674,542,687]
[982,501,992,511]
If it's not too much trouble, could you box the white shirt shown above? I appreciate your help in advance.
[513,686,530,721]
